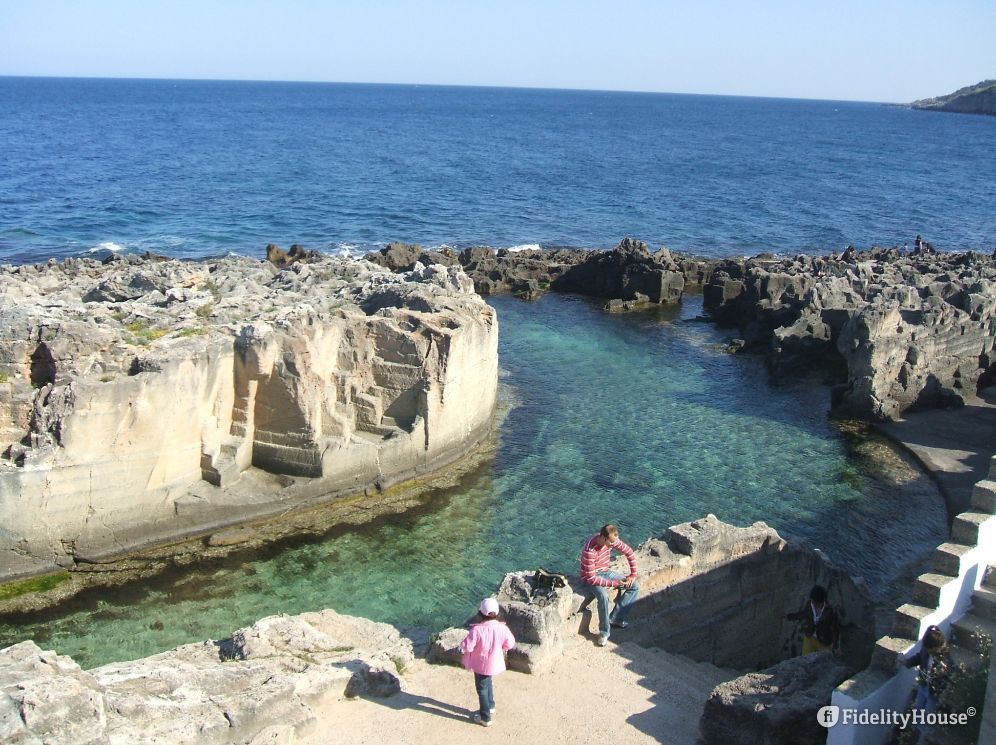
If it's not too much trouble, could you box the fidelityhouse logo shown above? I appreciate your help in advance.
[816,705,977,729]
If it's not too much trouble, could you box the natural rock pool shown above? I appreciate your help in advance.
[0,293,947,668]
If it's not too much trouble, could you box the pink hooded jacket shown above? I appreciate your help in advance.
[460,619,516,676]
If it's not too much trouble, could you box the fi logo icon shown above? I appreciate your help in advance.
[817,705,840,728]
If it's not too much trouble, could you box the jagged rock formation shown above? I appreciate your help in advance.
[550,238,687,308]
[0,254,498,578]
[911,80,996,116]
[699,652,852,745]
[430,515,874,673]
[0,609,414,745]
[364,239,718,305]
[704,247,996,420]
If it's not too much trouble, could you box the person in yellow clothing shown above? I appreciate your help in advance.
[785,585,840,655]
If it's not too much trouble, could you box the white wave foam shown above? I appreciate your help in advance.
[330,243,358,257]
[87,241,125,253]
[504,243,542,252]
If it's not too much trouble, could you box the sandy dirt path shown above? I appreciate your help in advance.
[305,636,733,745]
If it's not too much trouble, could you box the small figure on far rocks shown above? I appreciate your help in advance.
[460,597,516,727]
[900,624,951,741]
[785,584,840,655]
[580,523,640,647]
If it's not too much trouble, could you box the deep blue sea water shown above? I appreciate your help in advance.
[1,77,994,262]
[0,78,976,667]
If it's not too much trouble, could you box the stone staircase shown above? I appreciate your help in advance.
[936,568,996,745]
[201,381,256,487]
[860,458,996,745]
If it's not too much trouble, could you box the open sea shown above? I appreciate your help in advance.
[0,77,991,668]
[1,77,994,261]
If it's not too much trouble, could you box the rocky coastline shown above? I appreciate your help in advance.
[1,237,992,743]
[910,79,996,116]
[0,254,499,583]
[365,238,996,423]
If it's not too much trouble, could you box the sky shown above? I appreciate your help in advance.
[1,1,994,102]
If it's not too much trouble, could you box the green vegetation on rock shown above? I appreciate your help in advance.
[0,571,70,601]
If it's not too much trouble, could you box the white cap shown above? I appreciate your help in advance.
[480,597,499,616]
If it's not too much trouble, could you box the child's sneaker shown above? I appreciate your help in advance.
[596,633,609,647]
[471,712,493,727]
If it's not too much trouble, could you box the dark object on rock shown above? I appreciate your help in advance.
[533,567,567,589]
[699,652,852,745]
[141,251,171,263]
[343,661,402,698]
[265,243,320,267]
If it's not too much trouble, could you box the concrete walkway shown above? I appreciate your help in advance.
[876,387,996,516]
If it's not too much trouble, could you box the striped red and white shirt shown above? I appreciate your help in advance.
[580,535,638,587]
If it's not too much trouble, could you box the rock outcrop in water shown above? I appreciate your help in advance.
[0,254,498,579]
[365,238,718,305]
[704,246,996,420]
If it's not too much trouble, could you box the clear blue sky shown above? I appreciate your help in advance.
[1,0,993,102]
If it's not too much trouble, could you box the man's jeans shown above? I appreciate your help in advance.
[474,673,494,722]
[587,571,640,638]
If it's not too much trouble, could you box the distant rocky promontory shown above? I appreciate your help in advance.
[910,79,996,116]
[0,253,498,581]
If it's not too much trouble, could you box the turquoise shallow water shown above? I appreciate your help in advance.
[0,294,947,668]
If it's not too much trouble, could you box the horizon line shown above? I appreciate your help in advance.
[0,73,898,105]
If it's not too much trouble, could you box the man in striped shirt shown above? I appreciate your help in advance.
[580,524,640,647]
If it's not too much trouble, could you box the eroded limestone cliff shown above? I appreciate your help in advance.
[0,255,498,578]
[704,246,996,420]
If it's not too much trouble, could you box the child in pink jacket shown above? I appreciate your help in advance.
[460,597,516,727]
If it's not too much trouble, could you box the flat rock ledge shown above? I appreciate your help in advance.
[0,254,499,579]
[0,609,415,745]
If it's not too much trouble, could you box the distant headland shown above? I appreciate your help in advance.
[910,79,996,116]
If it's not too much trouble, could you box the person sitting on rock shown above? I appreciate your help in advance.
[786,584,840,655]
[580,523,640,647]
